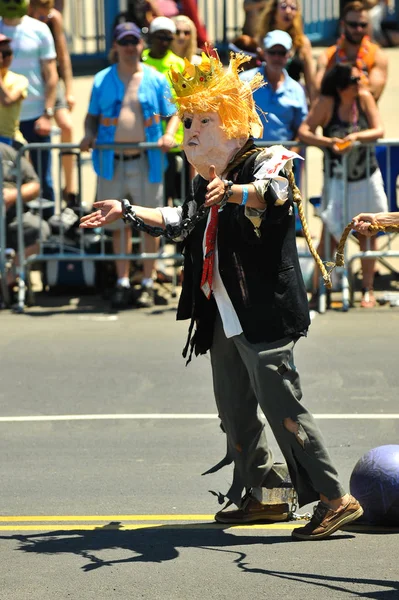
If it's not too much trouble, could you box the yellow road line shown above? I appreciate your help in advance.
[0,515,215,522]
[0,523,299,532]
[0,516,396,533]
[0,515,300,531]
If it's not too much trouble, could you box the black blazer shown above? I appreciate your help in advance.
[177,152,310,357]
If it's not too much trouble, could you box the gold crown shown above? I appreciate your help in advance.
[169,52,224,98]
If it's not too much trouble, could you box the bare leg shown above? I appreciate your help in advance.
[142,233,159,280]
[55,108,75,197]
[359,233,377,307]
[112,227,132,280]
[359,233,376,290]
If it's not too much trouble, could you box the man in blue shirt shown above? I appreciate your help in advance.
[80,22,179,309]
[241,30,308,143]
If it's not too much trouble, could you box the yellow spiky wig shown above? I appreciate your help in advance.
[169,49,265,140]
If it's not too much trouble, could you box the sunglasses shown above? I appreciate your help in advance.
[176,29,191,36]
[266,49,288,57]
[349,75,361,84]
[345,20,368,29]
[117,37,140,46]
[279,2,298,11]
[0,49,13,58]
[153,34,174,42]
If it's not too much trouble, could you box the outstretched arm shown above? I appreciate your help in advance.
[79,200,166,229]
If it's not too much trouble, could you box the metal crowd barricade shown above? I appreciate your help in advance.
[13,137,398,313]
[315,139,399,311]
[13,141,185,312]
[10,139,320,312]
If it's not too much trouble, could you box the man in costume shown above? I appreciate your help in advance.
[80,49,363,541]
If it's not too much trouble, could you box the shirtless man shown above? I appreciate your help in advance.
[80,22,180,309]
[316,1,388,102]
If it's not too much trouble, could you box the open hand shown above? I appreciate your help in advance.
[80,200,122,228]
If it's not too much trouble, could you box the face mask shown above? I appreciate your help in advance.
[182,112,245,180]
[0,0,29,19]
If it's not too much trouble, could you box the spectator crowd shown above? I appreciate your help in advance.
[0,0,397,311]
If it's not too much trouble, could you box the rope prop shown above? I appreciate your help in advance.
[334,221,399,269]
[285,169,334,290]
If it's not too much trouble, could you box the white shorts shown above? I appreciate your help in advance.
[321,168,389,241]
[97,154,163,231]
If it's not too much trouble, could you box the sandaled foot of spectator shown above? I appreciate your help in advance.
[361,288,376,308]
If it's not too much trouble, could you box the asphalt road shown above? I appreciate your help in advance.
[0,300,398,599]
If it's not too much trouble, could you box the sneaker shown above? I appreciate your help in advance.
[291,495,363,541]
[110,285,134,310]
[135,285,154,308]
[215,495,290,524]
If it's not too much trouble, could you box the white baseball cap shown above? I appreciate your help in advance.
[263,30,292,51]
[149,17,176,35]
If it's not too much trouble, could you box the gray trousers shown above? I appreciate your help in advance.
[210,313,345,507]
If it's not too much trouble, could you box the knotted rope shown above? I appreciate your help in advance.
[334,222,399,268]
[286,170,334,289]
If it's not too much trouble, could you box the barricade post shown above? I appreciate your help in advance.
[0,157,9,306]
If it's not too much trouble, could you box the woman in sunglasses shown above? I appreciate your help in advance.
[298,62,387,309]
[0,33,28,148]
[171,15,201,65]
[256,0,315,101]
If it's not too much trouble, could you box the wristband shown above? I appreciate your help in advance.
[241,185,249,206]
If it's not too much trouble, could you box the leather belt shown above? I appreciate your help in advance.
[114,153,141,161]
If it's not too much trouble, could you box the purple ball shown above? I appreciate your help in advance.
[350,445,399,524]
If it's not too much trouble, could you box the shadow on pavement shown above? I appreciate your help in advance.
[2,524,398,596]
[1,523,290,572]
